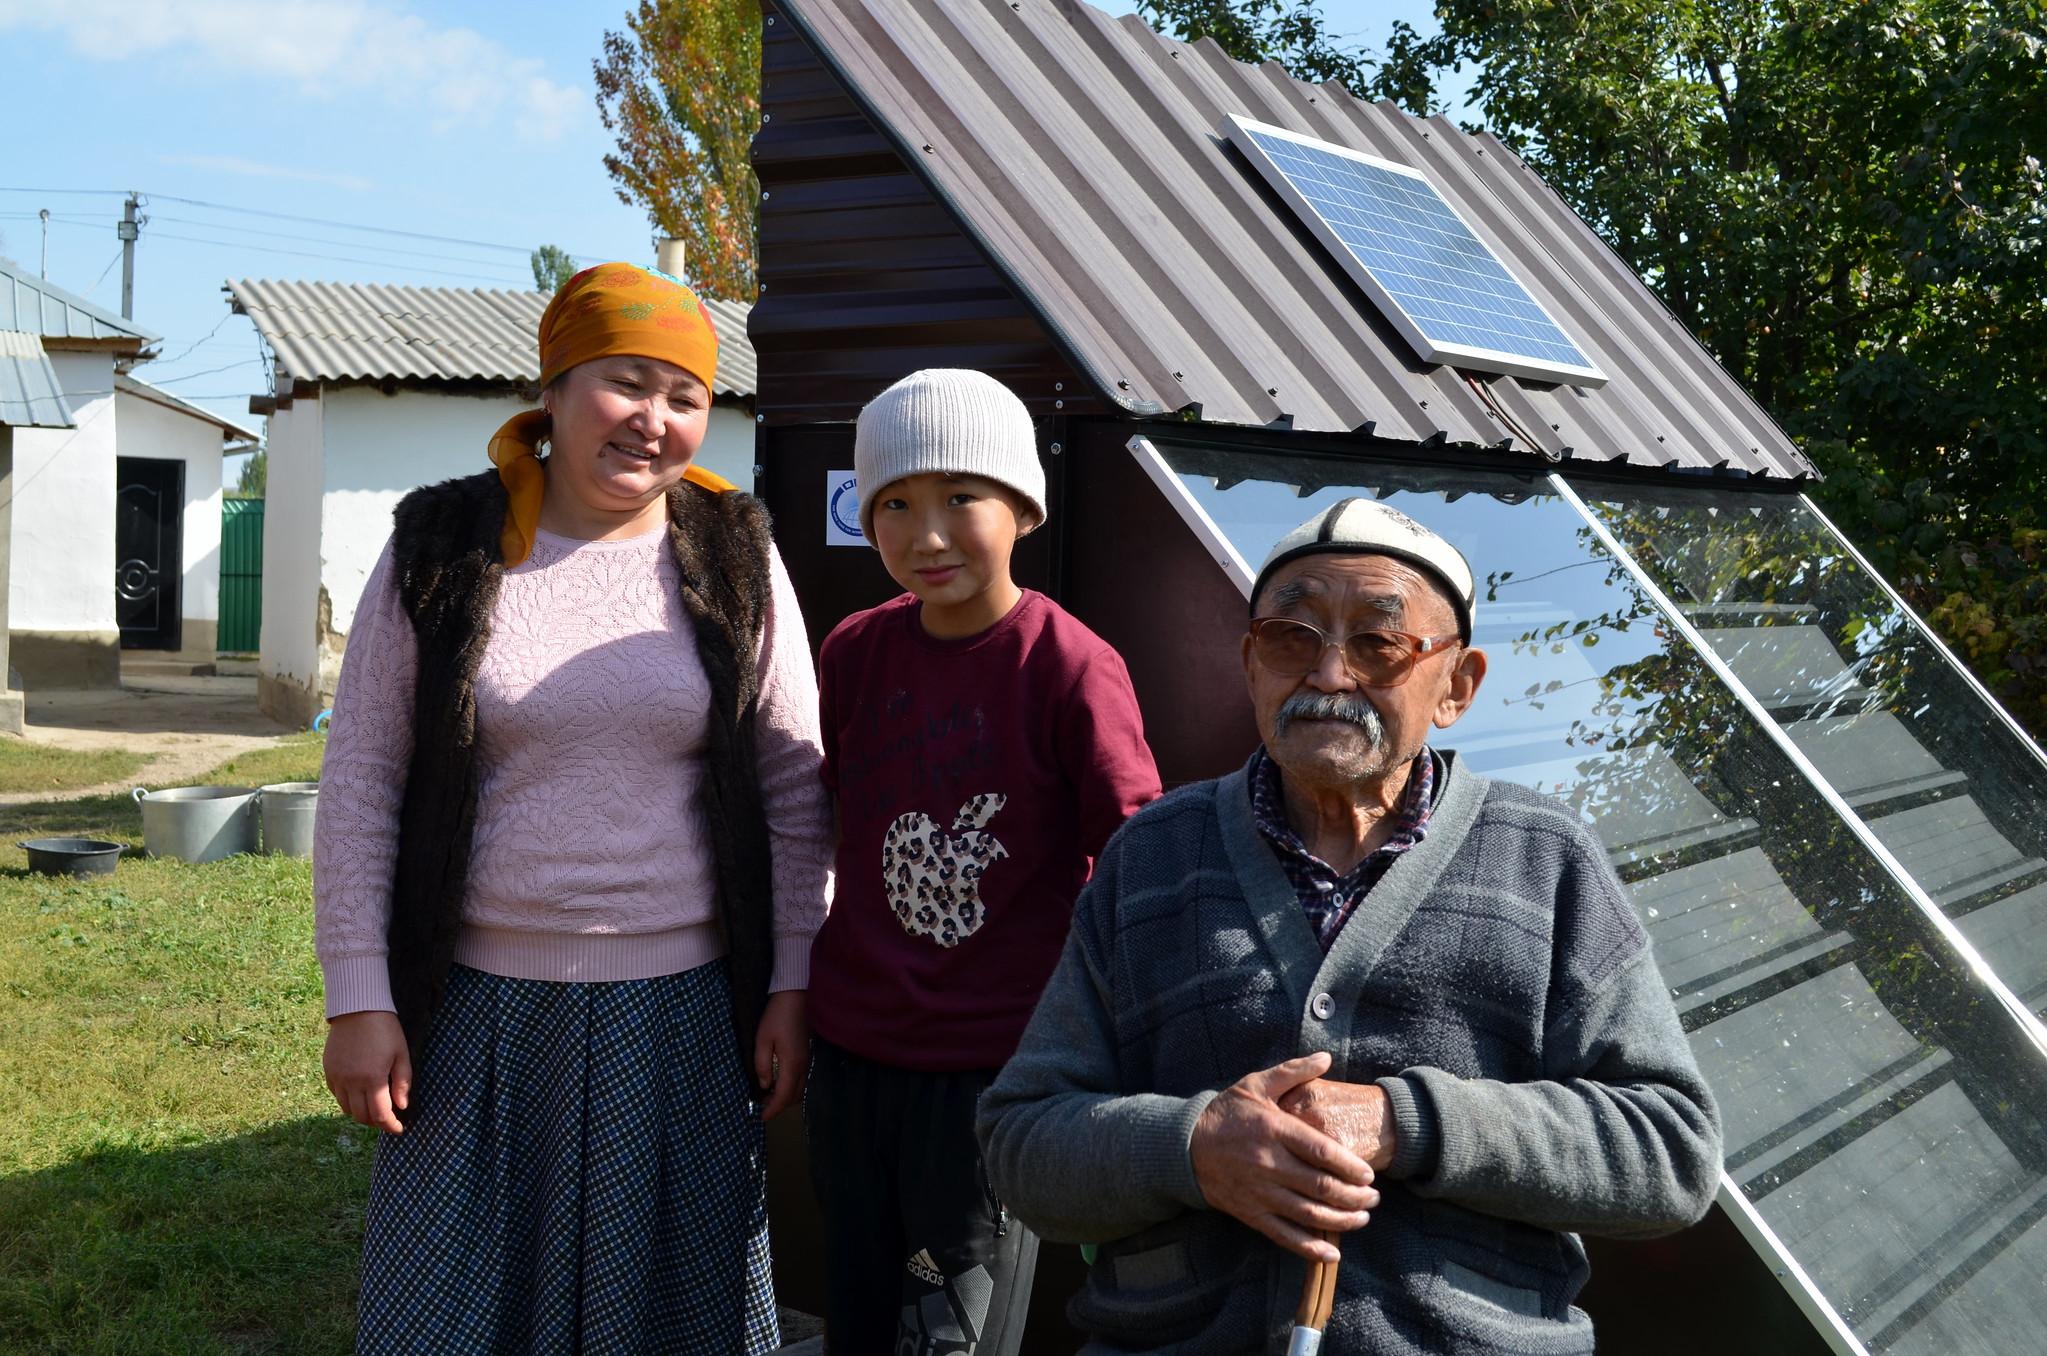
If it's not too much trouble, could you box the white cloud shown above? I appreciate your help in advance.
[0,0,584,143]
[156,153,376,192]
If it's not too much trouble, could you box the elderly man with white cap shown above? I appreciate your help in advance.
[977,499,1721,1355]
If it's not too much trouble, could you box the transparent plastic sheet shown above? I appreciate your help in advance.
[1143,439,2047,1353]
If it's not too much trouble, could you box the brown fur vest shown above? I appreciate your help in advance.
[383,468,778,1082]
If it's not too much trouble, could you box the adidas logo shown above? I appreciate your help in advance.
[905,1248,944,1288]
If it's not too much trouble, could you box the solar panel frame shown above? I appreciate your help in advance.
[1225,114,1607,389]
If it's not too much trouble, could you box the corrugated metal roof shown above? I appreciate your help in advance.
[703,297,757,401]
[0,330,75,428]
[227,278,757,399]
[115,372,261,442]
[0,256,159,348]
[773,0,1812,481]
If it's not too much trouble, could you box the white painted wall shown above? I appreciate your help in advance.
[260,384,761,717]
[317,385,534,635]
[115,386,225,626]
[9,350,117,631]
[260,398,325,696]
[700,403,756,490]
[315,387,758,638]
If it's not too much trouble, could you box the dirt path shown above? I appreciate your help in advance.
[1,677,297,806]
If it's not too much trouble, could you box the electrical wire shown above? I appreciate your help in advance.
[3,186,606,277]
[9,208,535,277]
[147,213,543,271]
[88,246,124,293]
[152,357,266,384]
[154,312,234,366]
[144,229,530,285]
[142,191,598,259]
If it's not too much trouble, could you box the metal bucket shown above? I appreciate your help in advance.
[131,785,259,863]
[258,781,319,857]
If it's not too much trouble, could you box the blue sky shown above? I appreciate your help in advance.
[0,0,1450,440]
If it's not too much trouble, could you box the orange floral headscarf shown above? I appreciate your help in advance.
[488,262,734,566]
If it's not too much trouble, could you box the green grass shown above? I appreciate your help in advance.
[199,734,328,793]
[0,742,148,796]
[0,733,366,1354]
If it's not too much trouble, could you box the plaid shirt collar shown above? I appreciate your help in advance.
[1249,745,1437,950]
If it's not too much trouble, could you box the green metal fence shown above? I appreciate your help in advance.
[219,496,264,653]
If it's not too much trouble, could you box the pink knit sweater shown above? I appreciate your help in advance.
[314,523,833,1019]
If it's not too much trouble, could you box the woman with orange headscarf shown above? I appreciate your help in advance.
[312,264,830,1353]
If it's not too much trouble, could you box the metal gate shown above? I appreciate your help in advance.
[219,496,263,653]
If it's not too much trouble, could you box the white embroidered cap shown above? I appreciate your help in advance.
[1252,497,1476,641]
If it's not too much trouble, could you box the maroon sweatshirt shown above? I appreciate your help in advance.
[809,590,1161,1071]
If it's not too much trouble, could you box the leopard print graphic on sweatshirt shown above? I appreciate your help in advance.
[881,793,1009,948]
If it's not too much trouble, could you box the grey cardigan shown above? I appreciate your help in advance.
[976,752,1722,1355]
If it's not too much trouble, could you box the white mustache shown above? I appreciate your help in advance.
[1273,691,1385,741]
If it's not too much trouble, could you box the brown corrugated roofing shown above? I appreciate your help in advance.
[226,279,756,400]
[771,0,1811,480]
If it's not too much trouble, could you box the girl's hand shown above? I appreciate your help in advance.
[753,990,810,1122]
[324,1010,411,1134]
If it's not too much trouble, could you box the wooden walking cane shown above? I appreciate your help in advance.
[1289,1231,1338,1355]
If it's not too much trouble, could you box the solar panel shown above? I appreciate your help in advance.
[1226,115,1606,388]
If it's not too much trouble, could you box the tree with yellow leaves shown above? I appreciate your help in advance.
[593,0,761,302]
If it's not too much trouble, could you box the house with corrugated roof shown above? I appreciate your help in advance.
[747,4,2047,1353]
[225,277,759,726]
[0,256,161,689]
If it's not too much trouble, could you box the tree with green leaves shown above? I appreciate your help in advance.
[1365,0,2047,733]
[530,244,578,294]
[233,449,266,498]
[1137,1,1373,88]
[593,0,761,301]
[1159,0,2047,734]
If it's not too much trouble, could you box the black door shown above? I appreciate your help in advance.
[115,457,183,650]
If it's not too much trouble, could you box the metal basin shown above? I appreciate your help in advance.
[258,781,319,858]
[19,836,124,877]
[132,785,259,863]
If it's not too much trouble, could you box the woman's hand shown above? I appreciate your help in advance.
[324,1010,411,1134]
[753,990,810,1122]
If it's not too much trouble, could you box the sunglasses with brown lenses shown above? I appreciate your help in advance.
[1248,617,1461,687]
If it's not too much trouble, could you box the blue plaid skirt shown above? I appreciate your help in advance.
[356,962,779,1355]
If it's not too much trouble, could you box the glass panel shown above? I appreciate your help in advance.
[1149,440,2047,1354]
[1584,488,2047,1018]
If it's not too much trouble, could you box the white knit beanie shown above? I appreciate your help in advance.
[853,368,1047,543]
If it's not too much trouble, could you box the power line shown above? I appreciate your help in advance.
[152,357,266,384]
[88,246,123,293]
[8,208,538,276]
[155,311,235,366]
[1,186,607,260]
[145,229,530,285]
[147,213,537,271]
[144,191,601,260]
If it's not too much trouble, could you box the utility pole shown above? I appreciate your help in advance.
[38,209,48,278]
[118,192,142,320]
